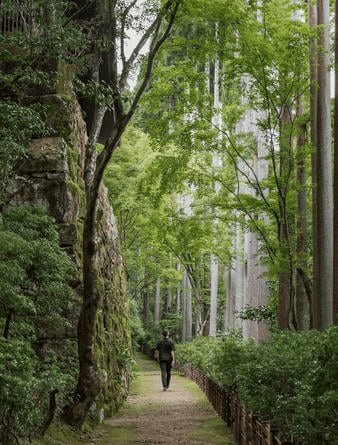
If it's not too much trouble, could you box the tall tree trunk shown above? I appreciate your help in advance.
[333,0,338,325]
[309,0,318,329]
[182,272,186,341]
[209,52,221,337]
[278,103,295,330]
[209,254,218,336]
[182,271,192,342]
[222,266,228,332]
[143,271,150,323]
[234,223,245,329]
[194,278,203,336]
[154,277,161,323]
[296,103,309,330]
[176,263,181,314]
[165,287,172,315]
[314,0,333,329]
[61,180,107,427]
[186,274,192,341]
[224,266,235,330]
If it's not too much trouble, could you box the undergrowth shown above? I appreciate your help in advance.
[175,327,338,444]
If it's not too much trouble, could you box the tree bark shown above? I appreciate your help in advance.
[165,287,172,315]
[296,110,308,331]
[143,271,150,323]
[176,263,181,314]
[278,103,295,330]
[309,0,318,329]
[314,0,333,329]
[154,277,161,323]
[182,271,192,342]
[209,254,218,336]
[209,51,221,337]
[35,389,59,436]
[333,0,338,325]
[195,282,203,336]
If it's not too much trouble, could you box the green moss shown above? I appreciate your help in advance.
[31,422,136,445]
[65,146,86,214]
[93,250,131,418]
[96,208,104,226]
[56,61,75,97]
[74,220,84,265]
[32,424,88,445]
[66,178,86,209]
[67,149,82,181]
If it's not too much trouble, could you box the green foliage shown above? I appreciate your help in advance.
[177,328,338,444]
[0,206,77,442]
[135,0,316,332]
[176,336,219,374]
[159,309,182,342]
[0,338,40,438]
[105,125,223,347]
[37,342,79,410]
[236,328,338,443]
[138,312,183,356]
[176,331,251,390]
[236,303,278,329]
[141,323,163,353]
[105,125,232,345]
[129,298,146,351]
[0,206,75,335]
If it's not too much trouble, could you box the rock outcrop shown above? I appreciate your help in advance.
[5,91,131,418]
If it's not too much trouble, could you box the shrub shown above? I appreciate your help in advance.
[0,206,77,443]
[211,332,254,390]
[176,327,338,444]
[141,323,163,356]
[129,299,146,351]
[175,331,252,389]
[291,327,338,443]
[0,338,41,440]
[176,336,219,375]
[236,328,338,443]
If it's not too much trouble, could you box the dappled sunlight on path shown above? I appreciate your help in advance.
[104,354,236,445]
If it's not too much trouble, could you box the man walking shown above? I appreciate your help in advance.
[155,329,175,391]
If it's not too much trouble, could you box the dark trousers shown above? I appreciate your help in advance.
[159,360,172,388]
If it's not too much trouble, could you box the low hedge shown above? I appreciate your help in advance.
[175,327,338,444]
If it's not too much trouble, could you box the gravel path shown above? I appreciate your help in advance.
[104,354,235,445]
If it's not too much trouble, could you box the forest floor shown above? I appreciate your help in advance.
[97,353,236,445]
[34,353,236,445]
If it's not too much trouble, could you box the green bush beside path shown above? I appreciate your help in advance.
[175,328,338,444]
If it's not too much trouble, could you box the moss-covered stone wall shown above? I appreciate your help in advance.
[5,73,131,420]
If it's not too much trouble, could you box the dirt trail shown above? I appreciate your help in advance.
[103,354,235,445]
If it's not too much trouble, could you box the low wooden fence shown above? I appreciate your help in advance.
[184,364,294,445]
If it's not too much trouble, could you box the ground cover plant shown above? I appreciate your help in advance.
[175,328,338,444]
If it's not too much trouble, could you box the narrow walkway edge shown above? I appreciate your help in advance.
[102,353,236,445]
